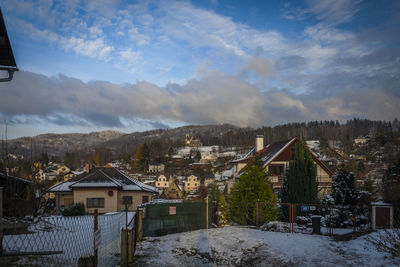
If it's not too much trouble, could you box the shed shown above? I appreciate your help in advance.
[371,202,393,230]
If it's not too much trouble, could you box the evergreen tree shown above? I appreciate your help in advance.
[332,169,358,206]
[228,156,278,225]
[280,142,317,204]
[133,144,143,169]
[218,194,228,226]
[141,143,150,171]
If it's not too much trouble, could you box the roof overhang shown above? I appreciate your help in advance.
[0,8,18,82]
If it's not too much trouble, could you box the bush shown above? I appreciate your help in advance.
[367,228,400,258]
[61,203,85,216]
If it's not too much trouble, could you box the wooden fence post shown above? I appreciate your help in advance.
[256,202,260,227]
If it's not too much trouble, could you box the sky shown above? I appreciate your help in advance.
[0,0,399,139]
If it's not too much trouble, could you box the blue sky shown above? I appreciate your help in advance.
[0,0,399,138]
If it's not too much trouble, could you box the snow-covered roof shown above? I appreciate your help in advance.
[48,181,74,192]
[49,167,158,193]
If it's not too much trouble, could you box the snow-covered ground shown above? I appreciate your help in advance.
[134,226,400,267]
[176,146,237,158]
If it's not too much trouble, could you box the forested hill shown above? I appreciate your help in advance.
[4,118,399,160]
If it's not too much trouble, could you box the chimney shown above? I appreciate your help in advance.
[256,135,264,152]
[85,163,90,174]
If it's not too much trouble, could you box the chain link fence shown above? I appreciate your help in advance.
[1,212,133,267]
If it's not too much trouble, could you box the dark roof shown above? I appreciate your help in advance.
[0,8,17,68]
[0,172,33,184]
[49,167,158,193]
[261,139,295,165]
[234,138,333,176]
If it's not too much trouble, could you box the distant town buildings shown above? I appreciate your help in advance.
[148,163,165,173]
[185,133,203,147]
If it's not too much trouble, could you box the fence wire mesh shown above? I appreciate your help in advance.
[1,212,133,267]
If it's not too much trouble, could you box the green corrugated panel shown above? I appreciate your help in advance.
[142,202,208,237]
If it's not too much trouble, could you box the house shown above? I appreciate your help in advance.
[160,178,184,199]
[185,133,203,147]
[231,136,333,196]
[0,172,34,217]
[48,166,158,213]
[148,163,165,173]
[354,137,367,145]
[55,165,70,176]
[63,171,76,182]
[184,175,200,192]
[155,174,169,189]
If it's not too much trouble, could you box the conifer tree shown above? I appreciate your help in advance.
[280,141,317,204]
[218,194,228,226]
[228,156,278,225]
[332,169,358,206]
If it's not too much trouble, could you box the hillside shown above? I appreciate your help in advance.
[5,124,239,158]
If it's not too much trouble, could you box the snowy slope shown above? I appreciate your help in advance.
[134,226,399,267]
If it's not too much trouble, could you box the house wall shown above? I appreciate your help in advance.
[266,160,332,196]
[117,191,154,211]
[235,162,247,174]
[55,192,74,211]
[73,188,118,214]
[184,175,199,191]
[156,175,169,189]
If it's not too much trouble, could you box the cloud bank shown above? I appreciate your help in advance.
[0,69,398,129]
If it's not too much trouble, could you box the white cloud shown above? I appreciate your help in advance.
[60,37,114,60]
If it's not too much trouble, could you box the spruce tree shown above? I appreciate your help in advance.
[228,156,278,225]
[280,141,317,204]
[332,169,358,206]
[218,194,228,226]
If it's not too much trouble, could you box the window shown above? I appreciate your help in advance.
[86,198,104,208]
[142,196,149,203]
[122,196,132,205]
[270,164,285,176]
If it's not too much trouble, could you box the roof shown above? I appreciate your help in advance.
[234,138,333,176]
[0,8,17,68]
[48,167,158,193]
[261,138,297,167]
[0,172,33,184]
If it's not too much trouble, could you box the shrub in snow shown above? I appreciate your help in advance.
[260,221,290,232]
[367,229,400,258]
[61,203,85,216]
[296,216,311,225]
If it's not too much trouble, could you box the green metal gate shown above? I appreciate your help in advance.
[142,202,208,237]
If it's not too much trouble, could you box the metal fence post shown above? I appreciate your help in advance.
[125,205,128,267]
[206,196,208,229]
[94,209,98,267]
[0,187,3,255]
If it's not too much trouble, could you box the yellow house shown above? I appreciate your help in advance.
[184,175,199,192]
[55,165,70,176]
[155,174,169,189]
[48,167,158,213]
[160,178,184,199]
